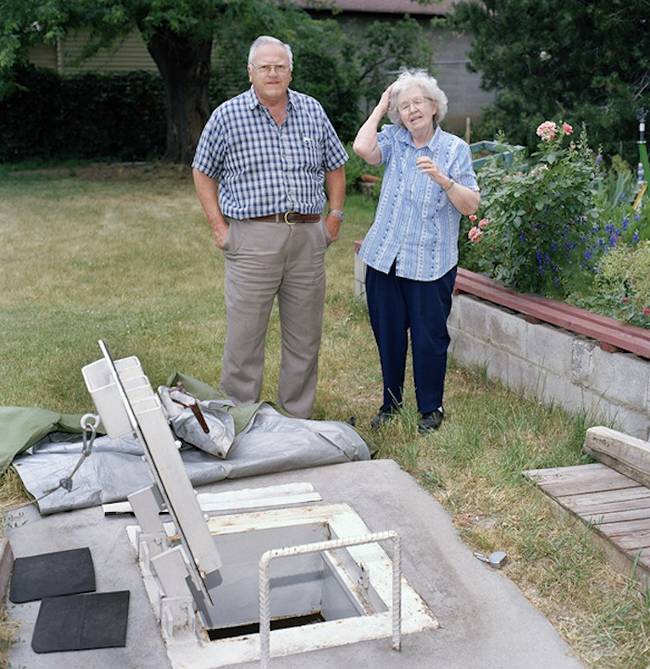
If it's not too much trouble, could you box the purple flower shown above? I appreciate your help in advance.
[609,235,618,247]
[622,216,629,230]
[583,249,593,260]
[633,231,640,244]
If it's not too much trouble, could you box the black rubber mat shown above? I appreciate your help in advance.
[9,547,95,603]
[32,590,130,653]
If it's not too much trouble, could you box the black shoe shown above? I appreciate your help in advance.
[370,408,397,430]
[418,409,444,433]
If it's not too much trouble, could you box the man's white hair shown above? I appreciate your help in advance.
[387,69,448,126]
[248,35,293,71]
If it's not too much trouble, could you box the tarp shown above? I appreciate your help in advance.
[9,373,370,515]
[0,407,97,475]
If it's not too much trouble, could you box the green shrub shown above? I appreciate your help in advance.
[0,65,166,162]
[568,241,650,327]
[343,143,383,196]
[463,121,600,296]
[460,121,650,303]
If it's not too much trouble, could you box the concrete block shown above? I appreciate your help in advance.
[448,299,461,330]
[525,322,574,377]
[507,354,540,393]
[539,371,567,410]
[486,348,510,384]
[354,254,367,283]
[354,278,365,300]
[587,349,649,410]
[604,407,650,442]
[449,329,490,370]
[486,307,527,357]
[570,337,596,385]
[456,296,490,344]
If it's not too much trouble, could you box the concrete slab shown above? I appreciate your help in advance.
[5,460,583,668]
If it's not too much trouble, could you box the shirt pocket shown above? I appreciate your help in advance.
[296,123,323,170]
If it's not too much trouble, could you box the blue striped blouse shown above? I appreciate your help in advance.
[358,124,479,282]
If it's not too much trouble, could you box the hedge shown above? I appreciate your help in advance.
[0,65,166,162]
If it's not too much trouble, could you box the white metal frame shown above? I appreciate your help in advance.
[258,530,401,669]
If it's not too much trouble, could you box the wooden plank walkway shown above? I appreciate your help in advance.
[524,463,650,586]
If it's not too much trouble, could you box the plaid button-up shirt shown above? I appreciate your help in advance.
[192,87,348,219]
[358,124,479,282]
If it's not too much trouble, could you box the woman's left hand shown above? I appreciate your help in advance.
[415,156,447,187]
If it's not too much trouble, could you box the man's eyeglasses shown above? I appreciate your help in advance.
[397,97,433,113]
[251,63,289,75]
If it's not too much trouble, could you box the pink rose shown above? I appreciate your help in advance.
[562,122,573,135]
[478,218,489,230]
[468,226,483,243]
[536,121,558,142]
[469,214,478,222]
[643,307,650,317]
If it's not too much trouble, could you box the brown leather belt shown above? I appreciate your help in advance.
[253,212,321,224]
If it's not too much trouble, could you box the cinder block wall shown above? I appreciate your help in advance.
[354,254,650,439]
[449,295,650,441]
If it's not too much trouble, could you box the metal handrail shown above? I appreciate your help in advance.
[258,530,401,668]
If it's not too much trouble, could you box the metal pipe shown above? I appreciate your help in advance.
[258,530,401,668]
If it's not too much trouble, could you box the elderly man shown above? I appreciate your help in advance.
[192,35,347,418]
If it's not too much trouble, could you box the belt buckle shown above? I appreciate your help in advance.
[284,211,297,225]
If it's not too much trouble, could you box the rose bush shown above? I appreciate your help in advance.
[458,121,650,327]
[461,121,650,298]
[461,121,599,295]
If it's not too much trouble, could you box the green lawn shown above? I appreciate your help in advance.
[1,163,649,667]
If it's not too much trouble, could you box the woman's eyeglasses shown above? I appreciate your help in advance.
[397,97,433,113]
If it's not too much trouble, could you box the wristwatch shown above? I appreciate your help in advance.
[329,209,345,222]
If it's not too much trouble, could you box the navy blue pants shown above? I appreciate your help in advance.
[365,263,457,415]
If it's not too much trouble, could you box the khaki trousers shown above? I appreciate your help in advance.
[220,217,330,418]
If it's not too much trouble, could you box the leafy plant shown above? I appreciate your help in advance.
[568,241,650,327]
[343,143,383,196]
[465,121,601,295]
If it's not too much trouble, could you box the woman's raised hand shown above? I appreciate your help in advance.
[376,84,394,116]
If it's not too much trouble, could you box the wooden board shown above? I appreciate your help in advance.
[524,462,650,587]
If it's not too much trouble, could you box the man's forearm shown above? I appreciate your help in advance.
[325,165,346,211]
[192,168,225,227]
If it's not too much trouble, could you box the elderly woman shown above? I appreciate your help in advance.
[353,70,480,432]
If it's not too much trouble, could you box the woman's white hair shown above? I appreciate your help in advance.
[387,69,448,126]
[248,35,293,71]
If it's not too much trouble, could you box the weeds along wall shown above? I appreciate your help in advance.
[0,65,166,162]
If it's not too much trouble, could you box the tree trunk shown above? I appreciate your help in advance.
[146,28,212,164]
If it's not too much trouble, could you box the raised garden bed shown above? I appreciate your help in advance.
[454,268,650,360]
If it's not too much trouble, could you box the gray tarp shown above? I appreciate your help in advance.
[13,403,370,515]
